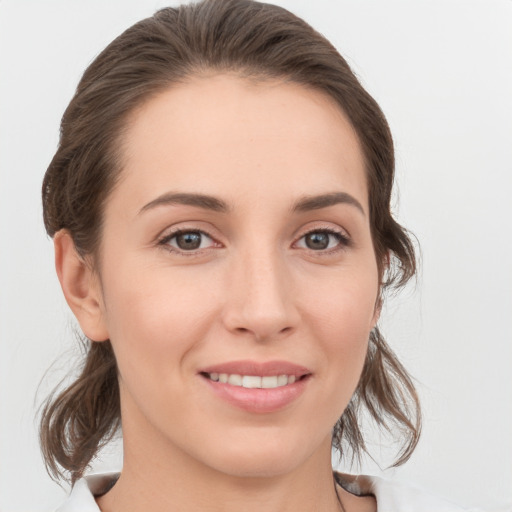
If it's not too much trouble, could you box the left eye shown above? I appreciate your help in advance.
[296,230,346,251]
[164,230,215,251]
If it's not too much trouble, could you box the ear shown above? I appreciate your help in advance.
[371,297,382,331]
[371,251,390,330]
[54,230,109,342]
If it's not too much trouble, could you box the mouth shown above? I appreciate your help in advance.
[200,372,308,389]
[198,360,312,413]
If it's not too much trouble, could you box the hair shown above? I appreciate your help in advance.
[40,0,421,485]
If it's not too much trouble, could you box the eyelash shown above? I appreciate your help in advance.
[158,229,218,257]
[157,227,351,256]
[296,228,352,254]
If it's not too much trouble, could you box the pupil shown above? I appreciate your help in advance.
[177,232,201,250]
[306,232,329,250]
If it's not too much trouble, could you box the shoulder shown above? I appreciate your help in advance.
[335,472,481,512]
[54,473,119,512]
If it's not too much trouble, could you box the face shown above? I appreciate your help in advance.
[88,74,380,477]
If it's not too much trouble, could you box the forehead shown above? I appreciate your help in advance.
[115,74,368,212]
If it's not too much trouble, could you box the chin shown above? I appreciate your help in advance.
[212,454,301,479]
[197,429,326,479]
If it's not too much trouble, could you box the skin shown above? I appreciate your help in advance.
[55,74,379,512]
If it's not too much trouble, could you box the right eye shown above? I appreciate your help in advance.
[294,228,351,253]
[160,230,217,253]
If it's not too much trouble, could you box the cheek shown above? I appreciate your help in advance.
[316,295,372,376]
[300,266,378,387]
[98,264,223,444]
[100,261,221,382]
[303,262,379,335]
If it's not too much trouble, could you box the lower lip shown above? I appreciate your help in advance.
[202,376,309,413]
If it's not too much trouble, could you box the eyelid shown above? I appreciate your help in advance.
[293,225,352,253]
[157,227,222,256]
[155,222,352,257]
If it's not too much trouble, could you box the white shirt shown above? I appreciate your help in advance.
[55,472,479,512]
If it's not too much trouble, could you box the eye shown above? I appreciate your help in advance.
[160,230,217,252]
[295,229,350,251]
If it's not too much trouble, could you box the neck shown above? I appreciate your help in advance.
[97,436,345,512]
[95,395,376,512]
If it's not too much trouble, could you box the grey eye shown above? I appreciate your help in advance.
[167,231,214,251]
[304,232,330,250]
[296,230,347,251]
[175,232,202,250]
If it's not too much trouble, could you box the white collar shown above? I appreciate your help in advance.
[56,471,473,512]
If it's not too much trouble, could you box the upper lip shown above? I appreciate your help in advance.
[198,360,312,378]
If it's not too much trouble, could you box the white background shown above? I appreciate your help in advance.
[1,1,511,511]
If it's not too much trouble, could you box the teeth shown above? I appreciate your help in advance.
[242,375,261,388]
[277,375,288,386]
[206,373,299,388]
[228,374,242,386]
[262,376,277,388]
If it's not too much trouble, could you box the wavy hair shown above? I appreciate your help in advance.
[40,0,421,484]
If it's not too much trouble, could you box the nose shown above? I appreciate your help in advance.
[221,249,300,342]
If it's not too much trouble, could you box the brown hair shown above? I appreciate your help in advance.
[40,0,420,484]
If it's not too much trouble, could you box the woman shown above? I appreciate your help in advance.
[39,1,475,510]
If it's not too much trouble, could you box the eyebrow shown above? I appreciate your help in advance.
[292,192,365,216]
[139,192,230,215]
[138,191,365,216]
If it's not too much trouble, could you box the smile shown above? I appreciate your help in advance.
[198,360,312,413]
[203,372,298,389]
